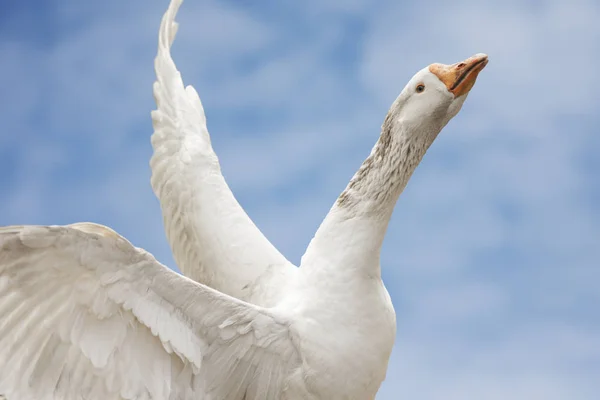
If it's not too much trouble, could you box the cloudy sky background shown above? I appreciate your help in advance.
[1,0,599,398]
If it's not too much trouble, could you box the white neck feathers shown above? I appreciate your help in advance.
[300,109,439,279]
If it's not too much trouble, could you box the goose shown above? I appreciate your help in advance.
[0,0,488,398]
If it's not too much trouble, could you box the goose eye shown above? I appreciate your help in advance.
[416,84,425,93]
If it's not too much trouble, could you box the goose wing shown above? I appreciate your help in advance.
[0,224,303,400]
[150,0,296,305]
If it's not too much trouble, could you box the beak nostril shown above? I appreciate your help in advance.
[456,63,466,68]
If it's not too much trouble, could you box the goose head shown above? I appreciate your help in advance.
[388,53,488,143]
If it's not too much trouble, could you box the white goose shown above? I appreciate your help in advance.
[0,0,487,398]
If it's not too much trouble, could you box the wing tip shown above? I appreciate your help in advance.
[159,0,184,51]
[154,0,185,89]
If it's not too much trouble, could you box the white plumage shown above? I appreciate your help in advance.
[150,0,295,308]
[0,0,488,398]
[0,223,300,399]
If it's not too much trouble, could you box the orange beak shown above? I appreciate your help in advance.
[429,53,488,97]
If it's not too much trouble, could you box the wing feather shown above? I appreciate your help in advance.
[150,0,296,306]
[0,224,303,400]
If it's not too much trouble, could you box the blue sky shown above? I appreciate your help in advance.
[1,0,599,398]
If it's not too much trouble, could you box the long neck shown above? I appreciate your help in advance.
[301,111,437,280]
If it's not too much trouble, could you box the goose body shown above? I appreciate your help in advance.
[0,0,487,398]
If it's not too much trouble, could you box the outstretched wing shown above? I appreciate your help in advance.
[0,224,303,400]
[150,0,296,306]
